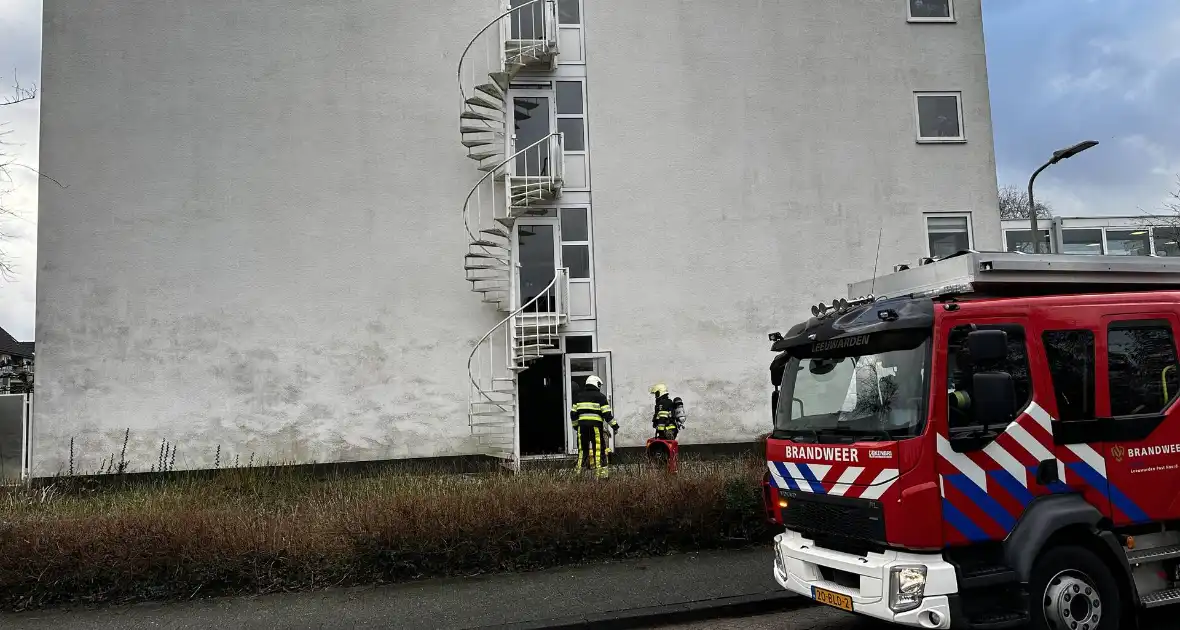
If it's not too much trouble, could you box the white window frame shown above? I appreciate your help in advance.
[559,204,595,320]
[907,0,955,23]
[556,0,586,67]
[914,91,966,144]
[555,78,590,192]
[923,212,973,257]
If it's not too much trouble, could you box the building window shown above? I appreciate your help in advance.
[565,335,593,353]
[925,214,972,258]
[914,92,965,143]
[1154,227,1180,257]
[558,0,580,25]
[1004,229,1050,254]
[1107,320,1180,417]
[1043,330,1096,422]
[909,0,954,22]
[1105,229,1151,256]
[946,324,1032,430]
[556,81,586,153]
[1061,228,1104,255]
[560,208,591,279]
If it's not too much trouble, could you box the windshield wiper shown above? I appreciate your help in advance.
[774,428,821,443]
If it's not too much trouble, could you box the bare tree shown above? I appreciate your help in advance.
[0,76,38,279]
[1135,177,1180,257]
[998,185,1053,221]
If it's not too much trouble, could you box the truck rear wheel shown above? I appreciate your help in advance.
[1028,545,1121,630]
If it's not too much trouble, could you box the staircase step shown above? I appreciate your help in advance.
[478,162,506,173]
[461,111,501,122]
[470,239,507,248]
[467,150,502,162]
[489,65,525,91]
[462,139,495,148]
[466,252,509,261]
[1127,544,1180,564]
[1142,587,1180,608]
[480,227,509,239]
[465,264,508,271]
[465,96,504,111]
[460,125,503,135]
[475,82,505,101]
[495,216,517,228]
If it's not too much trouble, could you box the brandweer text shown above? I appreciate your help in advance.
[785,445,860,462]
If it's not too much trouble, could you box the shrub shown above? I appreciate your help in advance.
[0,456,772,611]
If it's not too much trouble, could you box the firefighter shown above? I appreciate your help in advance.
[651,383,678,440]
[571,375,617,479]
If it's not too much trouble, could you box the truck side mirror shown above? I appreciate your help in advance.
[770,352,789,387]
[967,329,1008,363]
[972,372,1016,426]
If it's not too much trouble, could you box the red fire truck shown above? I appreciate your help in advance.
[763,252,1180,629]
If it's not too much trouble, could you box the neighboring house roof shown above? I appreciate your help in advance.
[0,326,33,361]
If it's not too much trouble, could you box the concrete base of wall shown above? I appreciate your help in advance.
[30,441,765,487]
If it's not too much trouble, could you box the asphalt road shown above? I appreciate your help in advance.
[667,606,1177,630]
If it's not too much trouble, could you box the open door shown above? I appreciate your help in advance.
[565,351,613,454]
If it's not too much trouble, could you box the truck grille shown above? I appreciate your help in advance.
[779,491,886,546]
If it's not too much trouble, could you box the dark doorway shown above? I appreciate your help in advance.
[518,354,567,456]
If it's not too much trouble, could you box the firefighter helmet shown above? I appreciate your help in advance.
[650,383,668,396]
[585,375,603,389]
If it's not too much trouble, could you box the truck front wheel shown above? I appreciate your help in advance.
[1028,545,1122,630]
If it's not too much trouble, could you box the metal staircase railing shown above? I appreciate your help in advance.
[463,132,564,312]
[457,0,558,173]
[468,267,569,468]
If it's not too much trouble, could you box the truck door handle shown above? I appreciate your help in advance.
[1035,459,1060,486]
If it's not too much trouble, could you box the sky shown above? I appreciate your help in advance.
[0,0,1179,341]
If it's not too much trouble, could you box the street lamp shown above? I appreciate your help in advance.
[1029,140,1099,253]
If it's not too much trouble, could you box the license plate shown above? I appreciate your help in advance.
[812,586,854,611]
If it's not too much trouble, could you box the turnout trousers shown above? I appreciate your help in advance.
[575,422,609,479]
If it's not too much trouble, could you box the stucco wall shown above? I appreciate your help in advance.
[585,0,1000,447]
[35,0,506,475]
[36,0,1001,471]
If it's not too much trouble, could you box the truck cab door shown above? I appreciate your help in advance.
[1096,314,1180,525]
[1030,314,1113,521]
[936,314,1049,545]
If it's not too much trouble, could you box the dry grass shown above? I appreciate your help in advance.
[0,456,770,611]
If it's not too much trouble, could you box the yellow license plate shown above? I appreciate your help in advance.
[812,586,854,611]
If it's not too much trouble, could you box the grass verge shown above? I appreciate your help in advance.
[0,456,771,611]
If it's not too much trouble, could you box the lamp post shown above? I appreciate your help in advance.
[1028,140,1099,253]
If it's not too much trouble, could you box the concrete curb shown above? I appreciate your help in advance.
[471,592,813,630]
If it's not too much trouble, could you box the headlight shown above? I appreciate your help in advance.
[889,566,927,612]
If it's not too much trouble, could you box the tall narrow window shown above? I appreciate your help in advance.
[560,207,593,318]
[556,81,586,152]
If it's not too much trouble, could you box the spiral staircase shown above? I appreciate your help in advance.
[459,0,567,469]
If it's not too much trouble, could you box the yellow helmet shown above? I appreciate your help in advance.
[650,383,668,396]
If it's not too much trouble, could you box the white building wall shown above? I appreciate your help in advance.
[35,0,1001,472]
[34,0,507,475]
[586,0,1000,445]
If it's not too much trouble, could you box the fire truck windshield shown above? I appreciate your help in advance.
[775,339,931,440]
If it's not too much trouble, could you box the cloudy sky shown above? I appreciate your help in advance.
[1,0,1179,341]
